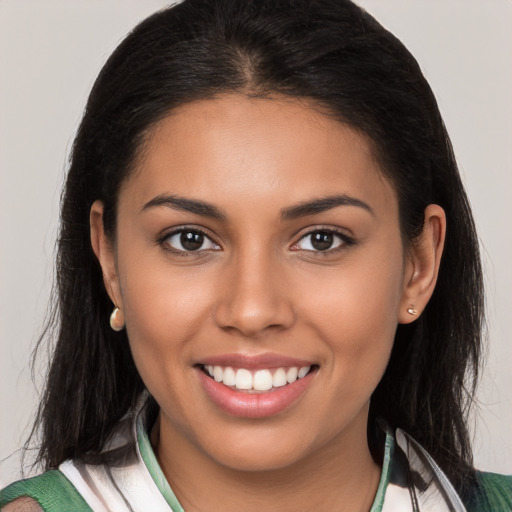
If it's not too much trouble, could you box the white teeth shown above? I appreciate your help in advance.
[253,370,273,391]
[213,366,223,382]
[205,365,313,390]
[298,366,310,378]
[272,368,287,387]
[235,368,253,390]
[223,367,236,386]
[286,367,298,383]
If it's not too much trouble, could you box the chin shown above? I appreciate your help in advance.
[212,445,308,473]
[194,419,334,475]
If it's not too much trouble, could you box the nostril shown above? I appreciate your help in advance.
[212,270,295,337]
[214,303,295,339]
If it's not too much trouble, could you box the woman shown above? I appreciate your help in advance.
[1,0,510,510]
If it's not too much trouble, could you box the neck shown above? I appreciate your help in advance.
[152,413,381,512]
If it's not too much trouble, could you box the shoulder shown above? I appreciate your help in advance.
[464,471,512,512]
[1,497,43,512]
[0,470,92,512]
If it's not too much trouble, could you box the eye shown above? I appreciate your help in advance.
[293,229,352,252]
[162,229,220,252]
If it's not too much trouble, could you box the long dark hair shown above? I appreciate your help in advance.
[29,0,483,498]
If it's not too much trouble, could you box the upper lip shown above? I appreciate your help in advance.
[197,352,316,370]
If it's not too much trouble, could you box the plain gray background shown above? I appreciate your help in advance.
[1,0,511,487]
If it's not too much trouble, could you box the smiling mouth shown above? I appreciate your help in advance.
[200,364,317,393]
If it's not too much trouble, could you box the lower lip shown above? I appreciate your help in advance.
[196,368,316,418]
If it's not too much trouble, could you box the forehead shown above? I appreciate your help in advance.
[123,94,397,217]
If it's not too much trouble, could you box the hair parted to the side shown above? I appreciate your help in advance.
[28,0,483,498]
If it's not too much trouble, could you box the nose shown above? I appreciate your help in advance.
[214,247,295,339]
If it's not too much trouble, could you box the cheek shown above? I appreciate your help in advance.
[299,247,404,389]
[116,248,216,386]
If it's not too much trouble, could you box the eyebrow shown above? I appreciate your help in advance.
[141,193,374,221]
[142,194,227,220]
[280,194,374,220]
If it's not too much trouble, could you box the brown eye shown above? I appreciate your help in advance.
[294,229,351,252]
[164,229,219,252]
[181,231,204,251]
[310,231,334,251]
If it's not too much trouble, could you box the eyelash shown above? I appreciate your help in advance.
[158,227,219,257]
[293,228,355,256]
[157,227,355,257]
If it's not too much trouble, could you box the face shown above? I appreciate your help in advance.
[96,95,417,472]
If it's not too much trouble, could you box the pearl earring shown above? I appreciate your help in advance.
[110,306,125,332]
[407,306,418,316]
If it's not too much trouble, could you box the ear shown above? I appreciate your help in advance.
[398,204,446,324]
[90,200,123,309]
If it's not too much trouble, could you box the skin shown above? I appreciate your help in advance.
[91,94,445,512]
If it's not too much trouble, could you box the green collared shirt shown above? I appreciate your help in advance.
[2,396,511,511]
